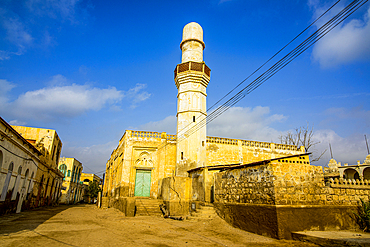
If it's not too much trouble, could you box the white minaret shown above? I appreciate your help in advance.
[175,22,211,177]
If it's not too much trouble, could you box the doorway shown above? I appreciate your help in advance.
[134,170,151,197]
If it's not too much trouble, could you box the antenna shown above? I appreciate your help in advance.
[329,143,333,159]
[365,135,370,154]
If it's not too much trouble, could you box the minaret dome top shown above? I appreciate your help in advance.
[182,22,203,43]
[180,22,205,63]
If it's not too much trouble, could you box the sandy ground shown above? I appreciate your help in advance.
[0,204,318,247]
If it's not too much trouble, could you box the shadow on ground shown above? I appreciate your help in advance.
[0,204,82,235]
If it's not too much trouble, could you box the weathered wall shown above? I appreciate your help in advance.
[107,197,136,217]
[104,131,177,200]
[206,137,305,166]
[59,157,84,204]
[1,119,63,215]
[159,176,191,216]
[214,154,363,239]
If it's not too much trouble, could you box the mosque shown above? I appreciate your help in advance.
[102,22,305,213]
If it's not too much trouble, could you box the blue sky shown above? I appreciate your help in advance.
[0,0,369,175]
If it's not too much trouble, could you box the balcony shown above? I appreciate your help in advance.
[174,61,211,79]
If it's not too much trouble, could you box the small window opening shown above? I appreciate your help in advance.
[193,116,195,122]
[202,141,204,146]
[181,152,184,160]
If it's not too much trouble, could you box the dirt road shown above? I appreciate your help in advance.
[0,204,317,247]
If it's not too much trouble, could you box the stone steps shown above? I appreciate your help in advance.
[135,198,163,216]
[187,204,218,221]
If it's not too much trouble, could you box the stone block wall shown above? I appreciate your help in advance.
[159,176,191,216]
[215,156,370,206]
[213,155,367,239]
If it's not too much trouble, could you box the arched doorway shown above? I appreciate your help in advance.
[344,168,360,180]
[363,167,370,180]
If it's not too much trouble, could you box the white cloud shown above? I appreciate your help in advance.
[325,106,370,122]
[26,0,82,22]
[0,79,16,105]
[0,0,90,59]
[47,74,69,86]
[138,106,286,141]
[0,75,150,122]
[0,50,11,60]
[207,106,286,141]
[127,83,151,108]
[311,3,370,67]
[313,130,369,166]
[139,115,177,134]
[61,141,117,175]
[8,119,27,126]
[138,105,369,167]
[0,13,33,57]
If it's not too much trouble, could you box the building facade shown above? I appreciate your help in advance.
[0,118,64,215]
[58,157,84,204]
[81,173,102,203]
[11,125,64,208]
[102,23,305,212]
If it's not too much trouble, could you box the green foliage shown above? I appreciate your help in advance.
[354,199,370,232]
[86,181,101,199]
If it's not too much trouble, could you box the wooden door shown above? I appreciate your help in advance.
[134,170,151,197]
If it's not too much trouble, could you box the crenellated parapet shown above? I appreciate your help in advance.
[206,136,301,151]
[328,177,370,189]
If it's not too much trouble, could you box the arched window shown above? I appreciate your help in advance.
[363,167,370,180]
[11,166,23,200]
[44,177,50,197]
[344,168,360,180]
[22,169,29,190]
[59,164,67,180]
[0,162,14,201]
[0,150,3,168]
[26,172,35,199]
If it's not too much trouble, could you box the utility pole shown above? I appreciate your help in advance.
[329,143,333,159]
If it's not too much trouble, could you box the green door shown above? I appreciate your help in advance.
[134,170,151,197]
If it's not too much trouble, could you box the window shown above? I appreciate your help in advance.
[202,141,204,147]
[51,145,56,161]
[67,170,71,177]
[181,152,184,160]
[59,164,67,177]
[193,116,195,122]
[0,162,14,201]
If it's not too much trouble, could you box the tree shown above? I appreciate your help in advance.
[86,181,101,202]
[278,123,326,162]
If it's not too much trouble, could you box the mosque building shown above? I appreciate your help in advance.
[102,22,305,213]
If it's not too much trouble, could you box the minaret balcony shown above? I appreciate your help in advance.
[174,61,211,79]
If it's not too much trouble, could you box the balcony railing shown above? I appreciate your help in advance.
[174,61,211,79]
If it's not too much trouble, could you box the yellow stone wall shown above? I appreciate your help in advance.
[206,137,304,166]
[214,154,370,206]
[59,157,83,204]
[0,121,63,212]
[104,130,176,199]
[11,126,62,170]
[104,129,305,201]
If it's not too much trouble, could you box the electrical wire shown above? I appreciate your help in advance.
[105,0,368,181]
[180,0,368,142]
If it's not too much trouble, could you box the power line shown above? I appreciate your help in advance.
[106,0,368,175]
[180,0,368,142]
[206,0,342,113]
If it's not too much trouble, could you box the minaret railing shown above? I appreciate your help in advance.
[174,61,211,79]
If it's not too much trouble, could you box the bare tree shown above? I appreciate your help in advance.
[278,123,326,162]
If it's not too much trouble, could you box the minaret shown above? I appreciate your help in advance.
[175,22,211,177]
